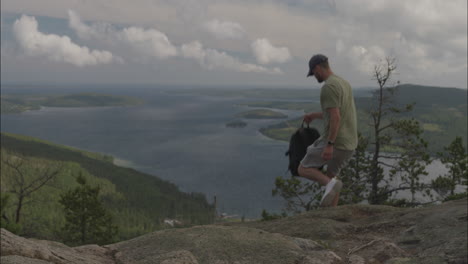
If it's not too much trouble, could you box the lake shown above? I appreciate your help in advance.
[0,85,454,218]
[1,85,309,218]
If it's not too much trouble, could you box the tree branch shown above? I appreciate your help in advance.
[377,161,398,169]
[377,123,394,133]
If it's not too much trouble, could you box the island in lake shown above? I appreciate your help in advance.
[226,120,247,128]
[235,109,287,119]
[1,93,145,114]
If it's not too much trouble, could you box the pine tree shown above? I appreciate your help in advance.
[272,176,321,213]
[339,133,370,204]
[365,57,430,204]
[432,137,468,198]
[388,119,431,204]
[59,174,118,246]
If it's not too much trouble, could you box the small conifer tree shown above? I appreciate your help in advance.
[432,137,468,199]
[59,174,118,245]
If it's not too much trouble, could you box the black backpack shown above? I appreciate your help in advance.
[285,122,320,176]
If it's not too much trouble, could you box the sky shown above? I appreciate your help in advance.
[1,0,467,89]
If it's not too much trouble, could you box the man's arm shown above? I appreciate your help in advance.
[303,112,323,123]
[322,107,340,161]
[326,107,341,143]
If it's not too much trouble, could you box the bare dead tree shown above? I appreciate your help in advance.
[1,152,62,224]
[366,57,430,204]
[368,57,398,203]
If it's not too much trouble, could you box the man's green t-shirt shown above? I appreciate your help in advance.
[320,74,358,150]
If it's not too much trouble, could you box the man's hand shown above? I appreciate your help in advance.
[321,145,334,161]
[303,113,313,123]
[303,112,323,124]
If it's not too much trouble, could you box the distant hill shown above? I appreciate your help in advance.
[235,109,288,119]
[0,96,41,114]
[394,84,467,107]
[355,84,467,109]
[356,84,467,153]
[42,93,144,107]
[0,133,215,242]
[1,93,144,114]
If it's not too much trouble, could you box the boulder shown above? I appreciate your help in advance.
[0,228,114,264]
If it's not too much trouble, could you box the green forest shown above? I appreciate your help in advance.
[0,133,215,244]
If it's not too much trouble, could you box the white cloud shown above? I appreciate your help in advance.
[68,10,280,74]
[68,10,113,41]
[181,41,205,61]
[68,9,94,39]
[12,15,118,67]
[181,41,282,74]
[251,38,291,65]
[337,42,386,74]
[333,0,467,83]
[118,27,178,59]
[202,19,246,39]
[2,1,466,87]
[68,10,178,61]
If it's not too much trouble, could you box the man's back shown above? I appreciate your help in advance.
[320,74,357,150]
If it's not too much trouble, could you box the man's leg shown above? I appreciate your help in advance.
[298,165,330,186]
[326,148,355,207]
[327,172,340,207]
[331,193,340,207]
[298,165,341,207]
[325,171,341,207]
[299,139,342,207]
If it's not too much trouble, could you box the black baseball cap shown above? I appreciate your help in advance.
[307,54,328,77]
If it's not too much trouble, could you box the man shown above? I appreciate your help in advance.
[298,54,358,207]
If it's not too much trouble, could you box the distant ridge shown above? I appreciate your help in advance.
[395,83,467,107]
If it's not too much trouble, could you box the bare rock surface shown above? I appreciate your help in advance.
[0,229,114,264]
[224,198,467,264]
[1,255,54,264]
[1,198,466,264]
[109,225,342,264]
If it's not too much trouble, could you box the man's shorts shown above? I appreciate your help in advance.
[300,138,354,176]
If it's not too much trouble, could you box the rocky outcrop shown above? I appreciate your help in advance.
[1,198,466,264]
[0,229,114,264]
[226,198,467,264]
[110,225,343,264]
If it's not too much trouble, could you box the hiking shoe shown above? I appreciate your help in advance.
[320,178,343,207]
